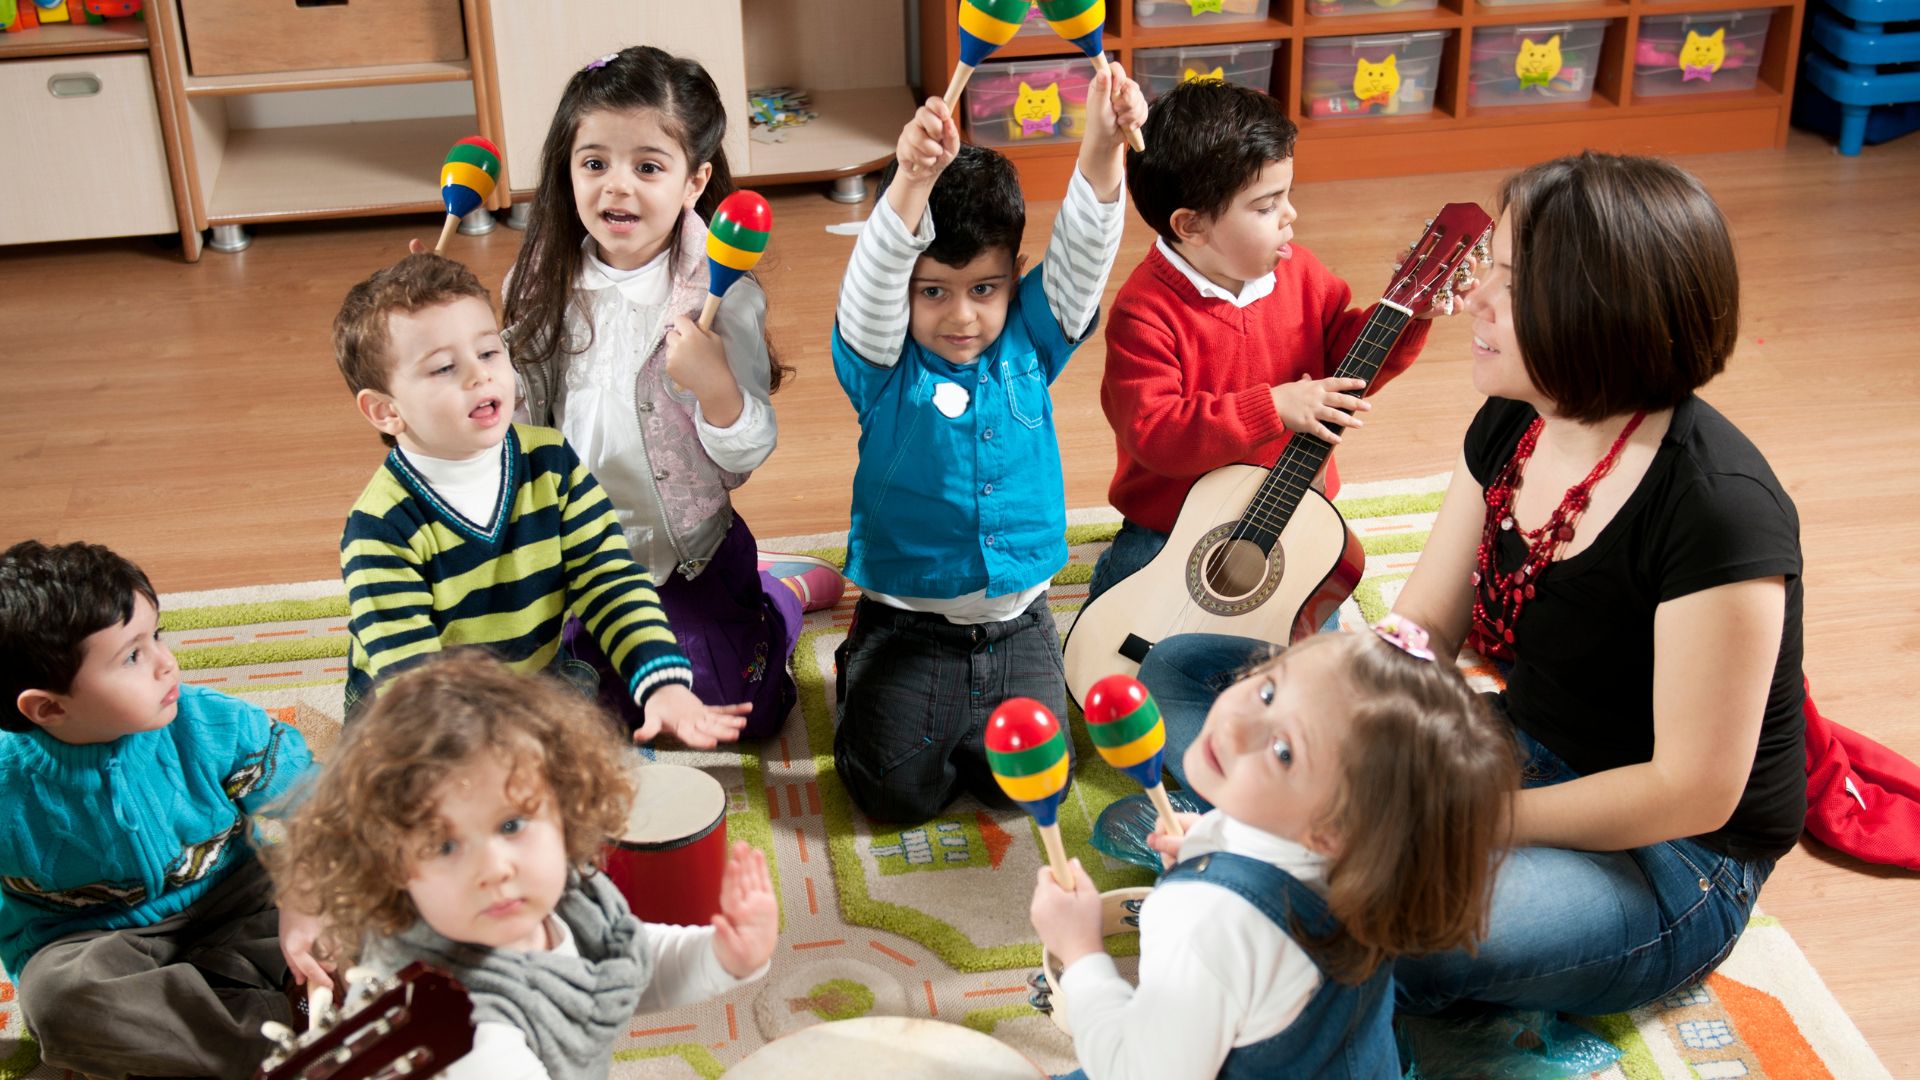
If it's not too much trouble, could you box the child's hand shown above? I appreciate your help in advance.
[1085,63,1148,153]
[1271,373,1373,443]
[711,841,778,979]
[636,684,751,748]
[1145,813,1202,870]
[664,314,743,422]
[278,904,334,988]
[896,97,960,183]
[1028,858,1105,969]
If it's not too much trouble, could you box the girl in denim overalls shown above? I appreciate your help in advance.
[1031,620,1516,1080]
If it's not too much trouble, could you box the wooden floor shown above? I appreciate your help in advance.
[4,128,1917,1073]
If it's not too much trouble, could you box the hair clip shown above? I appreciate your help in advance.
[1371,614,1436,662]
[585,52,619,71]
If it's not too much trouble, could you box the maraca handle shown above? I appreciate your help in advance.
[434,213,459,255]
[1039,822,1075,890]
[943,61,977,111]
[1089,53,1146,153]
[1145,783,1184,838]
[697,293,723,332]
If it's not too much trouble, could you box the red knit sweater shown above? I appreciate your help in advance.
[1100,243,1431,533]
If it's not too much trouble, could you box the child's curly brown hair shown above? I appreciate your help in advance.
[265,649,634,964]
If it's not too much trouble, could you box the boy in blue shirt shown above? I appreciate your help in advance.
[1,540,316,1078]
[830,68,1146,822]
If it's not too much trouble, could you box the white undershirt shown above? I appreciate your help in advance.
[397,445,505,530]
[1058,811,1328,1080]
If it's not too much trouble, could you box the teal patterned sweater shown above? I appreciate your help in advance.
[0,685,314,980]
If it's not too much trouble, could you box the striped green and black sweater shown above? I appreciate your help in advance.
[340,424,693,713]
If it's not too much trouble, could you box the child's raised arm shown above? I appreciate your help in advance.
[833,101,960,373]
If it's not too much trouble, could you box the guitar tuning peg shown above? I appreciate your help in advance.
[308,984,335,1029]
[1424,217,1434,228]
[260,1019,299,1067]
[1474,240,1490,261]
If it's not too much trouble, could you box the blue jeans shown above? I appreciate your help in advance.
[1136,632,1775,1017]
[1086,519,1172,607]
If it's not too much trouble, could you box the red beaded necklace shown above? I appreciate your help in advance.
[1470,410,1647,661]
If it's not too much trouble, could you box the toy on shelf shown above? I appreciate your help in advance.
[34,0,68,25]
[433,135,500,254]
[987,697,1077,890]
[702,189,771,330]
[947,0,1034,108]
[967,56,1095,146]
[1082,674,1183,839]
[1036,0,1146,151]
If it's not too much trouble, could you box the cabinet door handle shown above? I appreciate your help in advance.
[47,73,102,98]
[294,0,348,6]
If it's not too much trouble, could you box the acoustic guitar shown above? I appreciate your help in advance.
[1063,203,1493,704]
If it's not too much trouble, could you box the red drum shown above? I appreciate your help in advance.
[602,763,728,926]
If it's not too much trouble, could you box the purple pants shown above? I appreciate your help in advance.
[565,513,801,740]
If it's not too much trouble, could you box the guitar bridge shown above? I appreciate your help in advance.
[1119,634,1154,664]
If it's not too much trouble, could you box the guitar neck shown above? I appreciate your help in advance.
[1240,301,1415,542]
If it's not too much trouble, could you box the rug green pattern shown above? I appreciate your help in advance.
[0,475,1893,1079]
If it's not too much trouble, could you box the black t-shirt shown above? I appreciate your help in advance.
[1463,395,1806,859]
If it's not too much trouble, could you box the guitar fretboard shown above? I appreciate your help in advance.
[1237,301,1415,546]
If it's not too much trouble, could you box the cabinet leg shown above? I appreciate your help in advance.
[505,202,531,230]
[828,174,868,204]
[459,208,497,236]
[207,224,252,253]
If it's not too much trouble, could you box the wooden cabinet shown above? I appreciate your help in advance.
[0,20,195,253]
[919,0,1807,193]
[150,0,503,255]
[479,0,913,205]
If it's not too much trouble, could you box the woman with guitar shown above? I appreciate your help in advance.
[1135,152,1805,1017]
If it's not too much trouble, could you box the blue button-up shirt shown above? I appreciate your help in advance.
[833,265,1087,599]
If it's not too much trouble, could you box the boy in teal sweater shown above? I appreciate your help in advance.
[1,540,316,1079]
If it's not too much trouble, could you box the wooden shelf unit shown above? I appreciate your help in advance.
[152,0,503,255]
[917,0,1805,192]
[0,16,200,256]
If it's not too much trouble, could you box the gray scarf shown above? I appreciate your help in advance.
[362,871,649,1080]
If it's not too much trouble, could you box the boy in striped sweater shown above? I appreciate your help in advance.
[333,254,745,747]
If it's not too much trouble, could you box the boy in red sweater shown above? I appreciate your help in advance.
[1089,81,1449,603]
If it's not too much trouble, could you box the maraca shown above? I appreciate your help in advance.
[1035,0,1146,152]
[1083,674,1183,838]
[435,136,500,254]
[702,190,772,331]
[946,0,1033,109]
[987,697,1076,890]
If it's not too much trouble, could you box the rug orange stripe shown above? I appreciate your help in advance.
[323,665,346,673]
[630,1023,698,1037]
[795,826,809,862]
[181,635,234,645]
[805,876,819,914]
[253,629,309,638]
[726,1002,738,1041]
[924,980,938,1016]
[792,939,844,950]
[963,985,1026,997]
[247,671,302,680]
[780,736,792,768]
[870,940,915,966]
[185,677,226,685]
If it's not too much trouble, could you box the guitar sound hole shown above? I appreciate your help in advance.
[1202,538,1272,602]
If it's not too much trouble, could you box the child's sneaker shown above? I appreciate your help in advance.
[758,551,846,613]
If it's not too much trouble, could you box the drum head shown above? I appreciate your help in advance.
[620,763,725,846]
[726,1017,1043,1079]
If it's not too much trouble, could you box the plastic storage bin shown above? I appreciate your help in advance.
[1136,0,1271,30]
[1135,41,1280,101]
[1632,9,1774,97]
[966,55,1099,147]
[1301,30,1451,118]
[1469,20,1610,106]
[1310,0,1439,19]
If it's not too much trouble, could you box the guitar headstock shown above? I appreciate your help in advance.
[1383,202,1494,316]
[255,962,474,1080]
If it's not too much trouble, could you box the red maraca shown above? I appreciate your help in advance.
[1083,674,1182,838]
[702,190,771,331]
[987,697,1076,889]
[434,135,500,254]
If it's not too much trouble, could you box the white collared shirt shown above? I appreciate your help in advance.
[1155,237,1277,308]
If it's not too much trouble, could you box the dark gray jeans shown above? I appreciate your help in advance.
[18,856,293,1079]
[833,593,1072,823]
